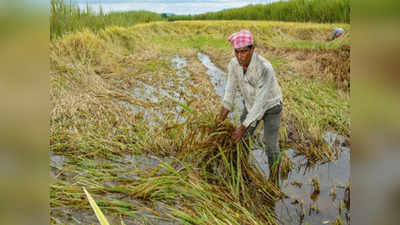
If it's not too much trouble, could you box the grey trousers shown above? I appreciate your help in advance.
[240,102,282,166]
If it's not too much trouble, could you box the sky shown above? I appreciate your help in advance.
[71,0,282,15]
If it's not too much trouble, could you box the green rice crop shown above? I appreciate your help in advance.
[169,0,350,24]
[50,0,164,39]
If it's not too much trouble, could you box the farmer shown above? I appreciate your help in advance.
[218,29,283,171]
[328,27,344,41]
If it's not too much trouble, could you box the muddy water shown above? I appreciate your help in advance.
[52,205,180,225]
[124,53,245,124]
[250,131,350,225]
[170,55,195,99]
[112,154,180,179]
[50,152,68,178]
[171,55,190,79]
[197,52,227,98]
[131,80,175,103]
[50,149,177,182]
[197,52,244,121]
[323,130,349,152]
[51,151,182,223]
[276,148,350,225]
[121,55,193,124]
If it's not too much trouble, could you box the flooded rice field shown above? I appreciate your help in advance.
[51,51,350,225]
[51,151,183,224]
[275,133,350,225]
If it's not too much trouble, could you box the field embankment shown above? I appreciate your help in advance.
[50,21,350,225]
[51,0,350,39]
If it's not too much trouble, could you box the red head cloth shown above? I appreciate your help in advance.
[228,29,254,49]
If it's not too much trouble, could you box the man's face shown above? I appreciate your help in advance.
[234,45,254,67]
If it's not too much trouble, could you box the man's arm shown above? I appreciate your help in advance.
[231,63,274,143]
[218,107,230,121]
[231,124,247,143]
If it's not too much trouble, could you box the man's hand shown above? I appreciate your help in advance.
[218,107,230,122]
[231,124,247,143]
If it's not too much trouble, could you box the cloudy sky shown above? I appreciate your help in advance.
[72,0,281,15]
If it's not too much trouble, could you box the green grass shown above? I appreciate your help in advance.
[169,0,350,24]
[286,40,343,50]
[183,35,231,50]
[50,0,164,39]
[279,75,349,161]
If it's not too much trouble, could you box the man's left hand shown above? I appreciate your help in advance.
[231,124,247,143]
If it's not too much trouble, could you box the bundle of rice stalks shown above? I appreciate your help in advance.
[121,110,284,224]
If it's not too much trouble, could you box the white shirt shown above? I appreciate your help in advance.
[223,52,282,127]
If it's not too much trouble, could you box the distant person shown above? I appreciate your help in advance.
[218,29,283,175]
[328,27,344,41]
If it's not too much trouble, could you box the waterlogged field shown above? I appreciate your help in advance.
[50,21,350,225]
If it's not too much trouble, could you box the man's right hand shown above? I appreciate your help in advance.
[218,107,230,122]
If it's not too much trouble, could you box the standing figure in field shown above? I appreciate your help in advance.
[218,29,283,174]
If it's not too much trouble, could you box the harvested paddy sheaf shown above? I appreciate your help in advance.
[50,21,350,225]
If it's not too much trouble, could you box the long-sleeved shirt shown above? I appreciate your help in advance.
[222,52,282,127]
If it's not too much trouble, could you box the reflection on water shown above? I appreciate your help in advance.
[50,152,67,170]
[323,130,349,152]
[120,55,193,125]
[248,149,270,179]
[197,52,226,98]
[170,55,196,95]
[118,154,177,171]
[130,80,176,103]
[50,152,68,178]
[121,53,248,125]
[106,154,180,181]
[50,149,180,186]
[250,131,350,225]
[197,52,244,121]
[171,55,188,71]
